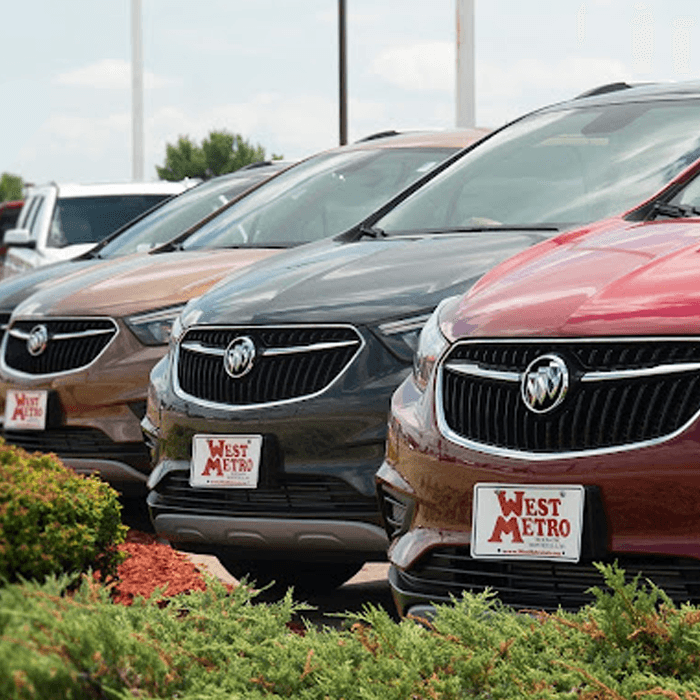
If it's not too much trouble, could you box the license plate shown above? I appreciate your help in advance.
[4,389,48,430]
[190,434,262,489]
[471,483,585,562]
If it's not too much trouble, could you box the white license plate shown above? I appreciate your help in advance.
[4,389,48,430]
[190,434,263,489]
[471,483,585,562]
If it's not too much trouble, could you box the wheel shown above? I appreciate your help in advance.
[217,557,364,594]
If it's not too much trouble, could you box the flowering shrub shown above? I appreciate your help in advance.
[0,440,127,584]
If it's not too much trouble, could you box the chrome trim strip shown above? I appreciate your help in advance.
[181,338,360,358]
[180,341,225,357]
[0,316,120,380]
[581,362,700,381]
[263,339,360,356]
[444,361,520,382]
[10,327,114,341]
[173,323,366,411]
[445,359,700,383]
[436,336,700,461]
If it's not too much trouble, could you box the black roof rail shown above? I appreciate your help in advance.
[354,130,402,143]
[237,160,278,171]
[574,82,634,99]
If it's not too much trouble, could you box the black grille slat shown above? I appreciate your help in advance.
[177,326,362,406]
[5,318,117,375]
[402,546,700,611]
[153,472,379,520]
[2,428,149,469]
[442,340,700,454]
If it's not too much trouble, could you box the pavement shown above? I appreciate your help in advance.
[182,553,396,628]
[184,551,390,587]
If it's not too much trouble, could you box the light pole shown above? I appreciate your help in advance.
[339,0,347,145]
[456,0,475,128]
[131,0,145,180]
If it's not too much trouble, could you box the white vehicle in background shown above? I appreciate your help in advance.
[3,180,194,277]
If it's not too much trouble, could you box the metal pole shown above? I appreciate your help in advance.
[455,0,475,128]
[131,0,145,180]
[339,0,348,145]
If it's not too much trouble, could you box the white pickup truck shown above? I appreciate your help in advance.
[3,180,193,277]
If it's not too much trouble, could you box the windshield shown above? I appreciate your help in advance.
[95,172,277,258]
[47,195,168,247]
[180,147,453,250]
[377,100,700,233]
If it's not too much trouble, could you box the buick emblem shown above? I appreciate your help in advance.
[26,324,49,357]
[223,336,256,378]
[521,354,569,414]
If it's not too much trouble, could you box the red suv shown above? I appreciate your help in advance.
[378,149,700,616]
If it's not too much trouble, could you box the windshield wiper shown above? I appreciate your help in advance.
[356,223,387,239]
[651,202,700,219]
[384,224,561,235]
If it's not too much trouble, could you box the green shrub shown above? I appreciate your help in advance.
[0,440,127,584]
[3,564,700,699]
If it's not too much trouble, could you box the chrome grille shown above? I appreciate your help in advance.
[397,546,700,611]
[439,338,700,455]
[176,325,362,406]
[5,318,118,375]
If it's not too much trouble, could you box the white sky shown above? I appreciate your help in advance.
[2,0,699,185]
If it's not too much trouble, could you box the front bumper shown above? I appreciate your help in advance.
[0,319,165,495]
[144,330,411,561]
[378,371,700,614]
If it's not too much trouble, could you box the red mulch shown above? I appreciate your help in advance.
[107,530,307,635]
[109,529,211,606]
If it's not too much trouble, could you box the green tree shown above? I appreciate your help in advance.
[0,173,24,202]
[156,130,281,181]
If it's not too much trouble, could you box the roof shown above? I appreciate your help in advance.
[344,128,491,151]
[545,79,700,112]
[26,180,194,199]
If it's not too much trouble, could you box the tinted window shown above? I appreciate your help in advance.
[377,101,700,233]
[47,195,169,247]
[27,197,46,238]
[181,147,453,250]
[0,206,21,235]
[96,171,276,258]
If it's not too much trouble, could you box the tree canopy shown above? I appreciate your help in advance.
[0,173,24,202]
[156,130,282,181]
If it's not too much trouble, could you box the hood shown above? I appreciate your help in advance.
[12,248,283,319]
[181,229,557,328]
[448,218,700,339]
[0,258,105,313]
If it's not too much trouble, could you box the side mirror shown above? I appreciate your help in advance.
[3,228,36,249]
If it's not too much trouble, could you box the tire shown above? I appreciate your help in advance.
[217,557,364,594]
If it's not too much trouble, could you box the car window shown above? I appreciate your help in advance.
[180,147,454,250]
[27,196,46,238]
[377,101,700,233]
[46,195,169,248]
[97,172,276,258]
[670,174,700,208]
[16,198,35,229]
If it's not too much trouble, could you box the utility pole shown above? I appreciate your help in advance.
[455,0,475,128]
[339,0,347,145]
[131,0,145,180]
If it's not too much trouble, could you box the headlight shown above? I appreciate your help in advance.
[125,304,186,346]
[412,299,452,391]
[377,312,433,363]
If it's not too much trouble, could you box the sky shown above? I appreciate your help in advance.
[2,0,700,186]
